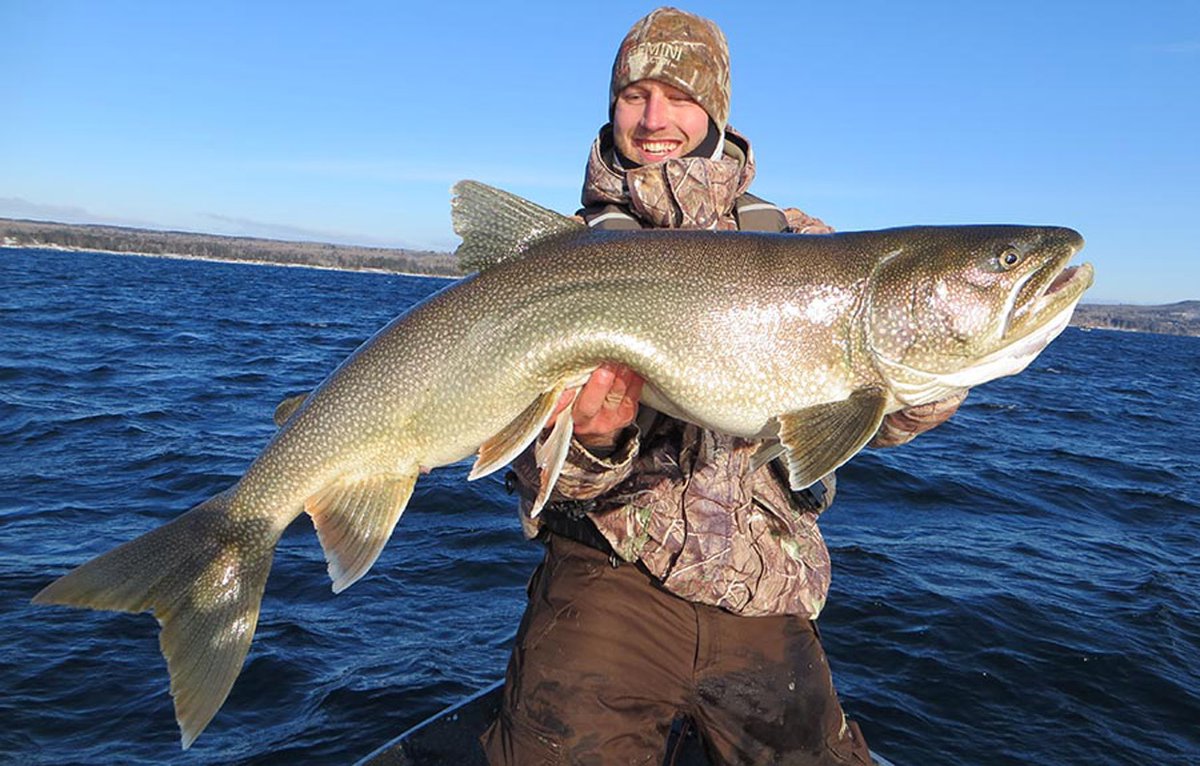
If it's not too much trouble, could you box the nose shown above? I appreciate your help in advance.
[640,91,670,132]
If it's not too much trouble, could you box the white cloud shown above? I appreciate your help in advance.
[0,197,160,229]
[0,196,444,251]
[245,158,580,191]
[202,213,414,248]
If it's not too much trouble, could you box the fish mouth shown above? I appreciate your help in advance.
[1003,232,1093,342]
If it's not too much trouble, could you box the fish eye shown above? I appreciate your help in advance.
[995,246,1024,271]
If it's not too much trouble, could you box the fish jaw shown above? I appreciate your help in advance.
[998,223,1094,340]
[1004,252,1094,343]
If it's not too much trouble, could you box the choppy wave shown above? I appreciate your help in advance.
[2,248,1197,765]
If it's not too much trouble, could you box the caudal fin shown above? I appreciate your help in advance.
[33,489,280,749]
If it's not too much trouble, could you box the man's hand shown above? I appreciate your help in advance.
[782,207,834,235]
[870,389,968,448]
[550,363,644,452]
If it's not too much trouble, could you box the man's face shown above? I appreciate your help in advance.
[612,79,711,165]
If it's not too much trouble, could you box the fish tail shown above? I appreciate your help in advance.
[32,488,280,749]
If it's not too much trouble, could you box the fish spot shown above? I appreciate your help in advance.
[194,549,243,610]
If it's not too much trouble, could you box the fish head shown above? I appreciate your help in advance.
[867,225,1093,403]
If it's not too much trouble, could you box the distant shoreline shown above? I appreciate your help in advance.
[0,242,457,281]
[1069,301,1200,338]
[0,216,461,277]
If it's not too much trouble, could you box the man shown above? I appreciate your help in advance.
[482,8,965,764]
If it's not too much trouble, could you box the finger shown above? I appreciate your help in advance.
[603,365,630,408]
[905,392,965,428]
[611,364,643,390]
[622,372,645,410]
[610,365,644,404]
[599,366,643,427]
[574,365,616,421]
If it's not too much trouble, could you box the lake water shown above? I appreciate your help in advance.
[2,247,1197,765]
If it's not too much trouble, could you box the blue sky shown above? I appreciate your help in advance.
[2,0,1197,303]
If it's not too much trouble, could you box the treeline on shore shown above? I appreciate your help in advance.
[1071,301,1200,337]
[1,217,461,276]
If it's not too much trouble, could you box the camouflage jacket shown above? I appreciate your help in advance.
[576,124,833,234]
[511,125,838,619]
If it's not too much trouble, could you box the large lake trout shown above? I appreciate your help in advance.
[34,181,1093,747]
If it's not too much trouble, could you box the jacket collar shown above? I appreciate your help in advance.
[581,125,757,230]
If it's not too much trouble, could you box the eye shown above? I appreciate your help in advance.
[620,87,648,104]
[995,246,1024,271]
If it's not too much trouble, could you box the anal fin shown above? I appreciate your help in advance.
[305,471,418,593]
[776,389,888,489]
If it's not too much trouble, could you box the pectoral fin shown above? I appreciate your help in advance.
[469,383,569,480]
[775,389,888,490]
[530,406,574,518]
[305,471,418,593]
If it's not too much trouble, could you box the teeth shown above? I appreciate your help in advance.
[639,141,679,154]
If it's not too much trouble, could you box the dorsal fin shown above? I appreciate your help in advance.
[451,180,587,272]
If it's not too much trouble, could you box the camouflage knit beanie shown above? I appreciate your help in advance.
[610,7,732,132]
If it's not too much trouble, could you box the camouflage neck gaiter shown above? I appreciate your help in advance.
[581,125,757,230]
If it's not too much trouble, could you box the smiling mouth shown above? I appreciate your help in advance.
[635,139,683,158]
